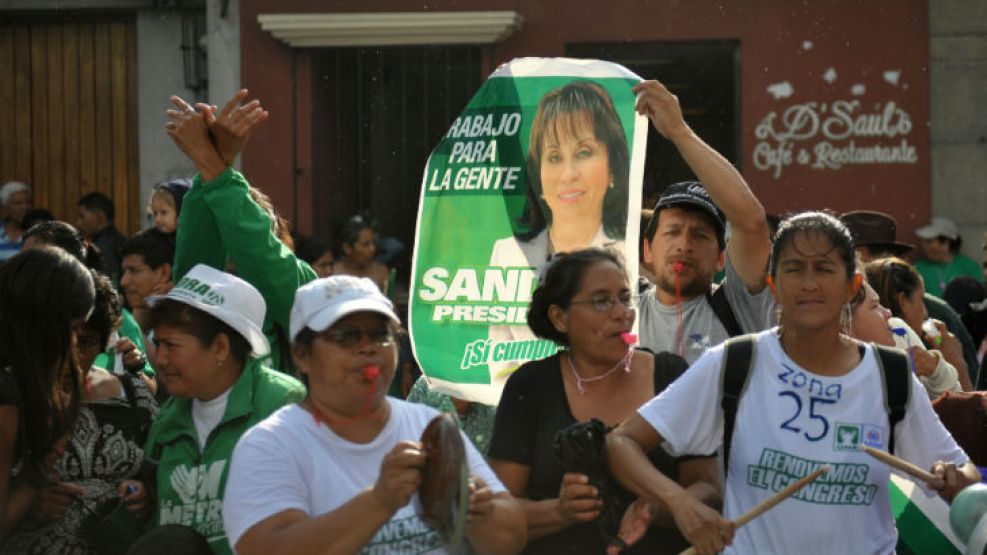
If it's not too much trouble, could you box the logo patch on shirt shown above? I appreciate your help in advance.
[834,423,861,451]
[687,334,711,352]
[833,423,884,451]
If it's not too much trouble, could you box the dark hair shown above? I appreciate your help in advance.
[518,82,629,241]
[769,211,856,279]
[247,186,294,252]
[121,228,175,270]
[87,270,123,349]
[125,525,212,555]
[147,299,251,366]
[295,235,333,265]
[20,208,53,232]
[865,257,923,319]
[78,192,115,221]
[643,203,726,251]
[24,221,85,260]
[0,248,94,483]
[943,277,987,347]
[339,215,374,248]
[527,248,627,346]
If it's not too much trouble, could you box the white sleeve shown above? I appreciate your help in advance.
[890,318,961,399]
[895,373,970,484]
[637,346,725,457]
[223,427,311,549]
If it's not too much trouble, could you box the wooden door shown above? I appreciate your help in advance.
[0,16,139,235]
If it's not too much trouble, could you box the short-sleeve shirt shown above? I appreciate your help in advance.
[638,255,775,364]
[488,351,695,554]
[638,328,969,555]
[223,399,504,554]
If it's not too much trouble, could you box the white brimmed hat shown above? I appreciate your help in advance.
[290,276,399,341]
[148,264,270,355]
[915,216,959,241]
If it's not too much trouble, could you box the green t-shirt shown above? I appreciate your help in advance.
[915,254,984,298]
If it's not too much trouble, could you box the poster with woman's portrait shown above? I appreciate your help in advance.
[410,58,647,405]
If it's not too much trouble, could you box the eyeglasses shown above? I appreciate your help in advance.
[569,293,637,313]
[319,326,395,348]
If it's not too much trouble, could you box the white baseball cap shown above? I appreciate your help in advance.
[915,216,959,241]
[290,276,399,341]
[148,264,270,356]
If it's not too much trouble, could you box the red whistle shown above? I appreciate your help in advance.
[362,365,381,381]
[620,333,638,345]
[672,261,685,274]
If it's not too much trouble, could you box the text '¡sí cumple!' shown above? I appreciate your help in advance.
[427,112,523,192]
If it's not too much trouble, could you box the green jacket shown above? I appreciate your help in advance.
[144,358,305,554]
[172,167,317,372]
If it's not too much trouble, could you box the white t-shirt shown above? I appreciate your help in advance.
[192,388,231,451]
[638,328,968,555]
[223,399,505,553]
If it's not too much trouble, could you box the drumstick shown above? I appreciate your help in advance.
[862,446,944,489]
[677,466,829,555]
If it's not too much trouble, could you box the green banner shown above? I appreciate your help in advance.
[409,58,647,405]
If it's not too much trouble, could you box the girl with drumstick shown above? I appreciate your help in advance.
[607,212,979,554]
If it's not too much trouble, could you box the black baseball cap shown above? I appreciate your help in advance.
[651,181,726,244]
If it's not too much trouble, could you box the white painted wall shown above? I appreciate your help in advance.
[136,9,198,230]
[929,0,987,261]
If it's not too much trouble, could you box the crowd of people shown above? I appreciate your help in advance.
[0,77,985,555]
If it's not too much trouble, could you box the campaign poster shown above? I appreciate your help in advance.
[409,57,648,405]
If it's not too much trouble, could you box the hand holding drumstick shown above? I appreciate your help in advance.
[677,466,830,555]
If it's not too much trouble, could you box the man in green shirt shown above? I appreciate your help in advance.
[914,216,985,298]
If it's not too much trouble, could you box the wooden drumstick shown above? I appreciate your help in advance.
[677,465,829,555]
[862,446,945,489]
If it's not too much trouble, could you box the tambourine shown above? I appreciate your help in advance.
[418,412,469,549]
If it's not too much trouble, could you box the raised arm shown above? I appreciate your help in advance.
[606,414,732,555]
[167,92,314,340]
[634,80,771,292]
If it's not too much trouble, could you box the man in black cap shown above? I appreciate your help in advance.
[840,210,981,387]
[635,80,773,363]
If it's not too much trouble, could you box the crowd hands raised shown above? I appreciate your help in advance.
[0,78,983,555]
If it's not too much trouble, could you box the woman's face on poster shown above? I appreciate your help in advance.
[538,111,612,227]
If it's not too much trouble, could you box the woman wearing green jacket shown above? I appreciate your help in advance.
[168,90,316,374]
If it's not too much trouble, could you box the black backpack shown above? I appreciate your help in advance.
[706,283,743,338]
[719,335,911,474]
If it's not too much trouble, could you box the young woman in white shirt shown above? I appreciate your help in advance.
[606,211,980,555]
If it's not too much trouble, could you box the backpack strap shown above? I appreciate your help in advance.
[707,284,743,338]
[872,344,911,455]
[720,335,756,476]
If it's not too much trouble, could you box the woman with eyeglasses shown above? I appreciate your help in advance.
[488,248,721,554]
[223,275,526,555]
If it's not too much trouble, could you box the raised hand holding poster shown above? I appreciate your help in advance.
[410,58,647,405]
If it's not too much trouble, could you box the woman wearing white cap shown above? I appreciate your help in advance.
[223,275,526,555]
[134,264,305,555]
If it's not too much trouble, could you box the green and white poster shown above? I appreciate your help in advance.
[410,58,648,405]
